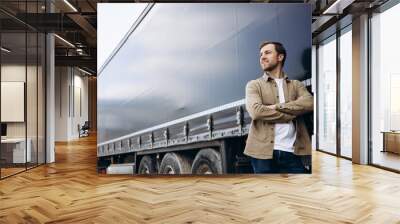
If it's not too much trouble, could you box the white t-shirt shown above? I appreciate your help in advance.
[274,78,296,153]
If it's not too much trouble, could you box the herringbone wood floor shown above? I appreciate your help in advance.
[1,134,400,224]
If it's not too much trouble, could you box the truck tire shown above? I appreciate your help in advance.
[138,156,157,174]
[159,153,192,174]
[191,148,223,174]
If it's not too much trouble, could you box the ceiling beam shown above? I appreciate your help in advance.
[55,55,96,71]
[67,13,97,39]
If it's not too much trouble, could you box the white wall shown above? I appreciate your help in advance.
[55,67,69,141]
[72,73,89,138]
[55,67,89,141]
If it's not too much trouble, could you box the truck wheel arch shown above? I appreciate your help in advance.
[138,155,157,174]
[191,148,222,174]
[159,152,192,174]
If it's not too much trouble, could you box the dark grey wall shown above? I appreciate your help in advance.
[98,3,311,144]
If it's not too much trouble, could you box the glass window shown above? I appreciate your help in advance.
[1,31,28,178]
[371,3,400,171]
[0,1,46,178]
[317,36,337,154]
[339,28,352,158]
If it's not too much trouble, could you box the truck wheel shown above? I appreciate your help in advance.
[138,156,157,174]
[159,153,192,174]
[191,148,222,174]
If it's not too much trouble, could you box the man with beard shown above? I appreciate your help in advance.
[244,41,313,173]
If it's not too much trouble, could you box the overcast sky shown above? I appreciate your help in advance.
[97,3,148,71]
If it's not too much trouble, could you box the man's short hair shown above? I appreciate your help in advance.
[259,41,287,67]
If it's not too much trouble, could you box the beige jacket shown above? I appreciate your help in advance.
[244,73,314,159]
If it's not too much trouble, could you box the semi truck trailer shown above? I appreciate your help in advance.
[97,3,312,174]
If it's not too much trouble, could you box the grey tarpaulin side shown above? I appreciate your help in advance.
[98,3,311,145]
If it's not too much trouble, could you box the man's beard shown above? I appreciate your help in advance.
[263,62,278,72]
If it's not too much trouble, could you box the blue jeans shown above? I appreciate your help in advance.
[251,150,307,174]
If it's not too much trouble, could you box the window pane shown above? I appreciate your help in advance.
[371,3,400,171]
[340,29,352,158]
[318,36,337,154]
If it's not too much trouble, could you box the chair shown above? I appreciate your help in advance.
[79,121,90,138]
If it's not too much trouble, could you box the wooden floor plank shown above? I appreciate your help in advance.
[0,134,400,223]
